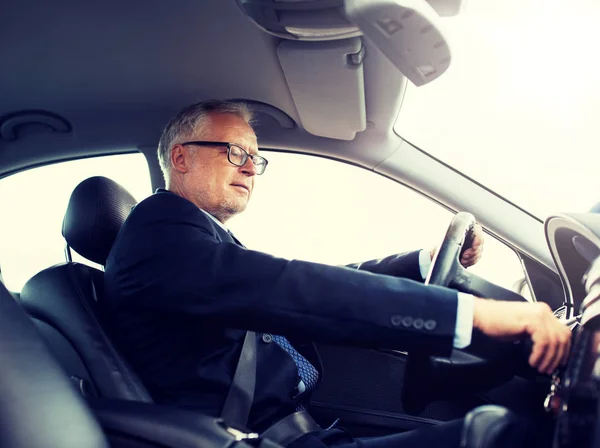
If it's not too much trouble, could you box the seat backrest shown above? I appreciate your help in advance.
[19,176,152,402]
[0,278,108,448]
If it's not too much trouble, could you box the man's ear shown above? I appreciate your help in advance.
[171,145,189,173]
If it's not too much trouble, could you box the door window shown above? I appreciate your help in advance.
[229,152,527,295]
[0,153,152,291]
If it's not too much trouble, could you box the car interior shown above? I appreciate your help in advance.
[2,0,600,447]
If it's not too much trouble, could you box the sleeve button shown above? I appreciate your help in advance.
[391,315,403,326]
[412,318,424,330]
[401,316,413,327]
[424,320,437,331]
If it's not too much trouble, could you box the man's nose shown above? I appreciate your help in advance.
[240,157,257,176]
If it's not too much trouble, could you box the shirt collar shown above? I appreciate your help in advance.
[198,207,229,232]
[157,188,229,232]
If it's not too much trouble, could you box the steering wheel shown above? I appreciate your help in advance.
[425,212,477,288]
[401,212,530,414]
[426,212,528,301]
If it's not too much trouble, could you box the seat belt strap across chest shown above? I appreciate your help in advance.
[220,330,322,446]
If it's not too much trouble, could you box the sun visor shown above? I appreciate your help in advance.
[277,37,366,140]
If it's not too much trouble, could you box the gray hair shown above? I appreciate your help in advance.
[157,100,255,184]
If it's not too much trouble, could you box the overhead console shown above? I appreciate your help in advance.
[236,0,459,140]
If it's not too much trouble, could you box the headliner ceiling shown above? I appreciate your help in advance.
[0,0,408,177]
[1,0,297,119]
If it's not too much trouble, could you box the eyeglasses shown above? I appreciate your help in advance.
[181,141,268,175]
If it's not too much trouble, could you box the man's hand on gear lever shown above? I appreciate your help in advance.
[472,298,572,375]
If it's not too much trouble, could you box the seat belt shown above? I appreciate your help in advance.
[220,331,322,446]
[221,330,257,426]
[261,410,321,446]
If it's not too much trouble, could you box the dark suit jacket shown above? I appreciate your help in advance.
[104,189,459,432]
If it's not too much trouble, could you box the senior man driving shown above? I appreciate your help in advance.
[105,100,570,448]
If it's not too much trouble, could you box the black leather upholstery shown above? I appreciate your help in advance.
[63,176,137,265]
[21,262,151,401]
[0,279,108,448]
[460,405,533,448]
[20,176,151,402]
[89,399,270,448]
[0,278,266,448]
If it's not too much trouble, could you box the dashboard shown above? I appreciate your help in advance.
[546,213,600,313]
[544,214,600,448]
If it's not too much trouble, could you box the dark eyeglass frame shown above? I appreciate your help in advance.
[181,141,268,175]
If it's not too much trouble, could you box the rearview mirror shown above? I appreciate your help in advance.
[344,0,453,86]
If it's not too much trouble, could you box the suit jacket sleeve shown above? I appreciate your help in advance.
[106,193,459,356]
[345,251,423,282]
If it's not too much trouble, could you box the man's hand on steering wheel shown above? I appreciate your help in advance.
[430,224,484,268]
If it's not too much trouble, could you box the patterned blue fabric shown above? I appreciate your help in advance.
[271,335,319,396]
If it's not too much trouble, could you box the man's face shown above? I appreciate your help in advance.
[174,113,259,222]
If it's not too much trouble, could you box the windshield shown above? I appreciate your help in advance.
[395,0,600,220]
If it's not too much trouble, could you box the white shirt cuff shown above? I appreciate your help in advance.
[454,293,475,349]
[418,249,432,280]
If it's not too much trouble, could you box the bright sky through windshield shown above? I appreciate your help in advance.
[395,0,600,219]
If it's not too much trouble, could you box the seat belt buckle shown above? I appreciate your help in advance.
[225,426,260,441]
[224,425,285,447]
[219,420,260,442]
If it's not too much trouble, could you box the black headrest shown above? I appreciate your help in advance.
[63,176,137,265]
[0,280,108,448]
